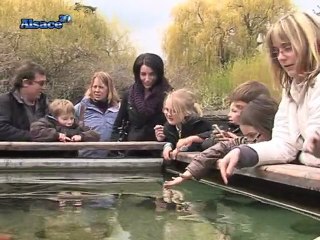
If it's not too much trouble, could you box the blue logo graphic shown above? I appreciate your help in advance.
[20,14,72,29]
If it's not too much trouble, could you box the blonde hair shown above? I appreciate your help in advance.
[49,99,75,117]
[164,89,202,123]
[85,71,120,106]
[265,11,320,92]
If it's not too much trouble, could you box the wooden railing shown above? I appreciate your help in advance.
[0,141,165,171]
[176,152,320,192]
[0,141,165,151]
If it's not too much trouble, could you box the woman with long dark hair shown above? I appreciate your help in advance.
[111,53,172,156]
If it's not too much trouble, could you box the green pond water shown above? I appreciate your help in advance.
[0,173,319,240]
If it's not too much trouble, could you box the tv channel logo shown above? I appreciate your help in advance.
[20,14,72,29]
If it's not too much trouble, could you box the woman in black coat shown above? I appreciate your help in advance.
[111,53,172,156]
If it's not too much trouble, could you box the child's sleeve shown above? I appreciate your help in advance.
[186,139,236,179]
[79,126,100,142]
[30,120,59,142]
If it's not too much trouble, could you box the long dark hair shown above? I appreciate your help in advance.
[133,53,168,87]
[129,53,171,115]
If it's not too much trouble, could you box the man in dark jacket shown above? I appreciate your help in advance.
[0,61,48,141]
[0,61,48,157]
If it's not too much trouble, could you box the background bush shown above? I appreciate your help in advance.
[0,0,136,103]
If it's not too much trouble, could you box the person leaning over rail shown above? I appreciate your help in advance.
[30,99,99,157]
[219,11,320,185]
[0,61,48,141]
[31,99,99,142]
[74,71,120,158]
[111,53,172,157]
[169,81,271,152]
[164,95,278,188]
[155,88,212,161]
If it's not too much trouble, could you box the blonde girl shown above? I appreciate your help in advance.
[159,89,212,161]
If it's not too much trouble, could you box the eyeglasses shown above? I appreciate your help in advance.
[33,80,47,87]
[162,107,177,115]
[271,43,293,59]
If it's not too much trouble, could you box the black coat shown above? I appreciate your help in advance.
[0,91,48,141]
[111,91,166,142]
[163,116,212,151]
[0,91,48,157]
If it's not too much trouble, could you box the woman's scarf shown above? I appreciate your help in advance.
[129,81,171,116]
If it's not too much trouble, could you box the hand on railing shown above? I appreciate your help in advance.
[58,133,71,142]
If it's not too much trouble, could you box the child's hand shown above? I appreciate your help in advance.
[224,131,238,139]
[163,147,173,161]
[71,135,82,142]
[213,130,236,142]
[154,125,165,141]
[303,131,320,158]
[170,148,179,160]
[163,177,185,188]
[218,148,241,184]
[176,136,193,150]
[58,133,71,142]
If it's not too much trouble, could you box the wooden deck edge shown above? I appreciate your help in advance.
[0,141,165,151]
[0,172,163,184]
[176,152,320,192]
[0,158,163,171]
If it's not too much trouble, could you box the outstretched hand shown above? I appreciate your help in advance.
[163,176,185,188]
[218,148,240,184]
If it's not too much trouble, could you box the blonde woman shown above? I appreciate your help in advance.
[75,71,120,158]
[220,11,320,184]
[159,89,212,161]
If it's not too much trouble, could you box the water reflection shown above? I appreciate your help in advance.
[0,175,318,240]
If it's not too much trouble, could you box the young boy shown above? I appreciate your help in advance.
[175,81,272,151]
[164,95,278,188]
[30,99,99,142]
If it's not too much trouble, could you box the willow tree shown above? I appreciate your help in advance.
[0,0,136,101]
[163,0,292,73]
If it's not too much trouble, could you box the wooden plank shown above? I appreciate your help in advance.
[175,152,320,192]
[0,141,165,151]
[233,167,320,191]
[0,172,162,184]
[0,158,163,171]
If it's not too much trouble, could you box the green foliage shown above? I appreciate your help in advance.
[197,53,281,108]
[197,69,233,108]
[0,0,136,102]
[164,0,293,73]
[229,53,281,98]
[163,0,291,108]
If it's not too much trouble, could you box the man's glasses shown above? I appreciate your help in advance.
[33,80,47,87]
